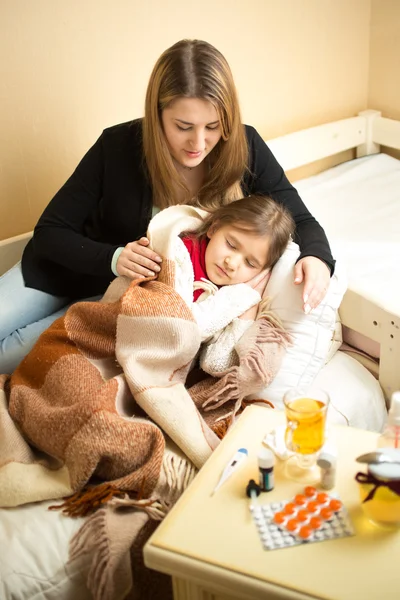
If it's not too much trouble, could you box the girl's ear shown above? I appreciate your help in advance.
[206,221,219,239]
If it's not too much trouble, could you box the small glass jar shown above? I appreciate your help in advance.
[356,449,400,529]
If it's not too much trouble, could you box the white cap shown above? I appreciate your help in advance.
[388,392,400,426]
[258,448,275,469]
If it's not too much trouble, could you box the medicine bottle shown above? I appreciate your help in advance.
[258,448,275,492]
[317,451,336,490]
[378,391,400,449]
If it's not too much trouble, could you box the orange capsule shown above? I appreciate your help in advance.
[298,526,313,540]
[286,518,300,532]
[294,494,307,506]
[306,501,319,514]
[329,498,343,512]
[304,486,317,498]
[320,507,333,520]
[273,512,287,525]
[283,502,296,515]
[309,516,322,530]
[316,492,329,505]
[296,510,309,523]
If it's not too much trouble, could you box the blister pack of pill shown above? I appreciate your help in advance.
[251,486,354,551]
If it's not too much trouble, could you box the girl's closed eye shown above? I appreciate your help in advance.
[226,239,235,249]
[246,259,257,268]
[176,125,191,131]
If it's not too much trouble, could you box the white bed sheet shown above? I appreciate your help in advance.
[0,501,90,600]
[295,153,400,316]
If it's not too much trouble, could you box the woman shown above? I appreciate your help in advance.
[0,39,334,373]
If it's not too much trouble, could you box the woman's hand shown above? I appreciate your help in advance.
[240,270,271,320]
[294,256,330,314]
[116,237,162,279]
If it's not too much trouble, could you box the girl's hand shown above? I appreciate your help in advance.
[240,270,271,320]
[294,256,330,314]
[246,269,271,295]
[116,237,162,279]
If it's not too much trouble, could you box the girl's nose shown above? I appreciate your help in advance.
[224,255,237,270]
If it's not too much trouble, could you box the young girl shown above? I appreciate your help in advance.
[177,194,294,372]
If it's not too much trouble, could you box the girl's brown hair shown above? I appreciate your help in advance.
[196,195,295,269]
[143,39,248,210]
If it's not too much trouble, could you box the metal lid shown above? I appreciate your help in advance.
[368,449,400,480]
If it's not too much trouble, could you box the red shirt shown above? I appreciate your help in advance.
[181,237,209,301]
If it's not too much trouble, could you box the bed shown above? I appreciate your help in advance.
[267,109,400,403]
[0,109,398,600]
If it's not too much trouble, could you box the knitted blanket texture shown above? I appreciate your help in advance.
[0,205,290,600]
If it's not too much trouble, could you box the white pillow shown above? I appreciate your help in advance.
[248,241,347,408]
[313,351,387,432]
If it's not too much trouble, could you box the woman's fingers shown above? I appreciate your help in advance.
[116,238,162,279]
[295,256,330,313]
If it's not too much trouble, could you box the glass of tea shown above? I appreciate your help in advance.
[283,387,330,483]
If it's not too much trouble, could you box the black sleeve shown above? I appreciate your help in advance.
[244,125,335,275]
[31,133,118,278]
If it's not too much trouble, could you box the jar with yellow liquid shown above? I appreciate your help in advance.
[283,387,330,484]
[355,449,400,529]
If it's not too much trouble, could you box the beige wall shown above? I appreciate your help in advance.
[369,0,400,160]
[0,0,371,240]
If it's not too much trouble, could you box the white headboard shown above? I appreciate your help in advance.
[266,109,400,171]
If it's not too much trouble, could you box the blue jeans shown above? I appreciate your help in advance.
[0,262,101,374]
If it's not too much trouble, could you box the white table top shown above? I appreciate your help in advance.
[144,406,399,600]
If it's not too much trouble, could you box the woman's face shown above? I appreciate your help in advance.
[161,97,222,169]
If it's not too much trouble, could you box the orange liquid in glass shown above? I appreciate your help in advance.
[285,398,326,455]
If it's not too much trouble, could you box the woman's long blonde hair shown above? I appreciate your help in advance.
[143,39,248,210]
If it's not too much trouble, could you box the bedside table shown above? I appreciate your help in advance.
[144,405,399,600]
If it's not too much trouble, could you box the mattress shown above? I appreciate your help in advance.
[295,153,400,317]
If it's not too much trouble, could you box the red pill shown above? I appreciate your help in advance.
[294,494,307,506]
[329,498,343,512]
[284,503,296,515]
[320,507,333,520]
[306,501,319,514]
[304,486,317,498]
[298,526,313,540]
[286,518,300,532]
[273,512,287,525]
[296,510,309,523]
[316,492,329,505]
[309,516,322,530]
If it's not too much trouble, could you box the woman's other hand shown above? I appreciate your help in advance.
[294,256,330,314]
[116,237,162,279]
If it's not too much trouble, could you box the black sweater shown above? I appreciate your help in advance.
[22,119,335,298]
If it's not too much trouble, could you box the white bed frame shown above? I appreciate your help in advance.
[1,110,399,400]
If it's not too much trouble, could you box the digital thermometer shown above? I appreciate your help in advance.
[211,447,248,495]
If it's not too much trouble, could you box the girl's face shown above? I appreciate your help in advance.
[205,224,270,286]
[161,97,222,169]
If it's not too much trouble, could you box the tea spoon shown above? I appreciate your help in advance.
[356,451,400,465]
